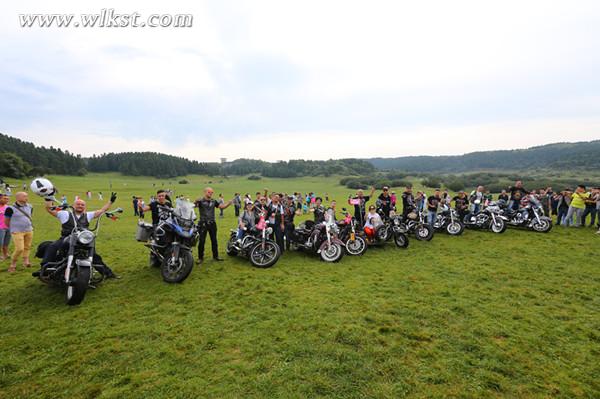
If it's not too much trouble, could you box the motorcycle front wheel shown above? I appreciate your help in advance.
[414,224,434,241]
[249,241,280,268]
[345,237,367,256]
[161,249,194,283]
[65,266,90,306]
[320,243,344,262]
[490,219,507,234]
[446,221,465,236]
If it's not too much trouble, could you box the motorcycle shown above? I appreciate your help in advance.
[337,209,368,256]
[372,210,410,248]
[137,200,198,283]
[34,205,123,306]
[289,210,345,262]
[433,204,465,236]
[397,208,435,241]
[501,196,553,233]
[226,212,281,267]
[462,201,508,233]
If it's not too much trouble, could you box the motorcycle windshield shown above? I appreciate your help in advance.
[174,200,196,222]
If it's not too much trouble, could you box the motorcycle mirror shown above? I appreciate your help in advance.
[113,207,124,214]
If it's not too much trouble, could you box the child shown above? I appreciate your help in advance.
[364,205,383,240]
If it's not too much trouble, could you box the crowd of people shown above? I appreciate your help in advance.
[1,179,599,273]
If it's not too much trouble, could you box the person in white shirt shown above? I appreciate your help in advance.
[363,205,383,241]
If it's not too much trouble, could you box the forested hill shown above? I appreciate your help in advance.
[0,133,86,176]
[367,140,600,172]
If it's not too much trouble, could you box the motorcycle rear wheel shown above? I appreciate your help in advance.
[226,237,239,256]
[65,267,90,306]
[161,249,194,283]
[532,219,552,233]
[393,233,409,248]
[414,224,434,241]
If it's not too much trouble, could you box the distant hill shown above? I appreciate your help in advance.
[367,141,600,172]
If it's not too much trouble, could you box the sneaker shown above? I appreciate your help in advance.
[213,257,224,262]
[196,258,204,265]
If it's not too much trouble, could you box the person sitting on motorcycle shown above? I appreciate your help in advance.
[236,202,256,242]
[311,197,326,223]
[363,205,383,241]
[40,193,118,277]
[452,191,470,220]
[468,186,485,220]
[308,197,327,245]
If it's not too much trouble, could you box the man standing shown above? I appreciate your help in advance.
[427,189,441,227]
[233,193,242,217]
[133,196,139,216]
[377,186,393,218]
[4,192,34,273]
[283,196,296,251]
[268,194,285,251]
[565,185,588,227]
[348,186,375,227]
[195,187,232,264]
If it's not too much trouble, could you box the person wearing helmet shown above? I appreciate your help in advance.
[39,193,118,278]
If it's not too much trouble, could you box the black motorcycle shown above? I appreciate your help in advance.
[289,211,345,262]
[137,200,198,283]
[337,209,368,256]
[501,196,553,233]
[397,208,434,241]
[226,212,281,267]
[372,211,410,248]
[462,201,508,233]
[433,204,465,236]
[34,205,122,305]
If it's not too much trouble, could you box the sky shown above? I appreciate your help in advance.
[1,0,600,162]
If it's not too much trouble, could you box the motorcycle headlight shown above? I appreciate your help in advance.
[77,230,95,245]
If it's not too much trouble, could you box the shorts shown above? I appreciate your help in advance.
[0,228,10,247]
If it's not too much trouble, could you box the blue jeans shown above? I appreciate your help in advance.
[0,228,10,247]
[582,207,597,226]
[427,211,437,227]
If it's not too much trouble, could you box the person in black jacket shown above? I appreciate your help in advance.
[195,187,232,264]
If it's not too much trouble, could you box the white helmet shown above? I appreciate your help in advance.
[30,178,56,199]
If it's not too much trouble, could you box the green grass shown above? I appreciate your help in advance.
[0,173,598,398]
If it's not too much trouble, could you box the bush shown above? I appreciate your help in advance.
[446,179,466,192]
[76,168,88,176]
[422,177,442,188]
[247,175,262,181]
[178,179,189,184]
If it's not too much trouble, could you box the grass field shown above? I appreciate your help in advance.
[0,173,598,398]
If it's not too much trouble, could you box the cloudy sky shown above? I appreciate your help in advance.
[1,0,599,161]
